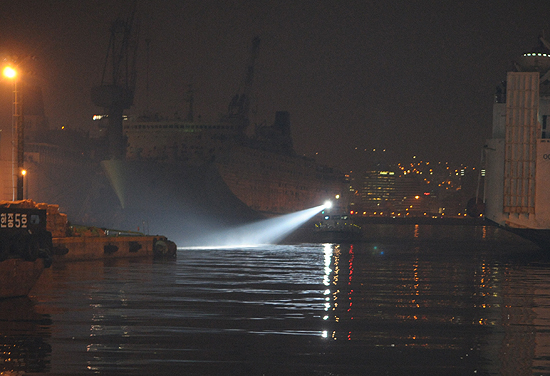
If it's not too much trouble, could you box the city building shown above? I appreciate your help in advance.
[348,159,478,217]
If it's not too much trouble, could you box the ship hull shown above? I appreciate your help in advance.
[27,149,344,247]
[99,159,262,246]
[501,227,550,250]
[485,218,550,250]
[0,258,45,299]
[216,145,344,215]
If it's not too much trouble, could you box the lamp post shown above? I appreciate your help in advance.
[2,66,24,201]
[21,169,27,200]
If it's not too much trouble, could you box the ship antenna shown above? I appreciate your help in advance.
[145,38,150,116]
[185,84,195,122]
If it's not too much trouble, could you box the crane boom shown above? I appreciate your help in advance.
[91,2,139,160]
[224,37,260,132]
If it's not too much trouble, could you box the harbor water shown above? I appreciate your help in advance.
[4,224,550,375]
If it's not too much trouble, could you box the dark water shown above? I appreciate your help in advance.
[3,224,550,375]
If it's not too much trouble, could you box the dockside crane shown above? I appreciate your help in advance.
[223,36,260,133]
[91,3,139,160]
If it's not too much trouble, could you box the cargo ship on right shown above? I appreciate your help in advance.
[483,35,550,249]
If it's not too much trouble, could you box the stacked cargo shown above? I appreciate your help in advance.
[0,199,68,238]
[37,203,68,238]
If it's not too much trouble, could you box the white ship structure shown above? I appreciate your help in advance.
[484,36,550,247]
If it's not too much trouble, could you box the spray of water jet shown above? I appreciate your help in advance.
[101,160,126,209]
[187,203,330,249]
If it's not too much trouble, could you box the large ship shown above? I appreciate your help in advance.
[16,34,345,246]
[96,109,346,245]
[122,110,344,215]
[22,110,345,248]
[483,36,550,249]
[1,13,345,246]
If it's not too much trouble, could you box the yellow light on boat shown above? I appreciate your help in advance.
[335,194,340,200]
[324,200,333,209]
[21,169,26,176]
[2,66,16,79]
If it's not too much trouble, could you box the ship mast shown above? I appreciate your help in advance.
[185,85,195,122]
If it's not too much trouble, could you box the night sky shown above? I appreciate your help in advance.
[1,0,550,172]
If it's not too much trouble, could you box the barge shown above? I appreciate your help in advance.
[52,228,177,262]
[8,200,177,262]
[0,201,53,298]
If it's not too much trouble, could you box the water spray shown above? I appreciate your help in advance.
[186,201,332,249]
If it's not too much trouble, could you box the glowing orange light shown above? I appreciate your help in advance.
[2,66,16,79]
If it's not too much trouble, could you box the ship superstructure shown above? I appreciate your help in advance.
[123,110,344,216]
[119,32,344,218]
[484,36,550,244]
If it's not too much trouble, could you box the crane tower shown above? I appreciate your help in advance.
[91,5,139,160]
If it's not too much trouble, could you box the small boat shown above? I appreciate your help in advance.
[313,212,362,243]
[0,201,53,299]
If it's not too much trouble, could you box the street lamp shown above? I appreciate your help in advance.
[2,66,16,79]
[3,65,24,201]
[21,169,27,199]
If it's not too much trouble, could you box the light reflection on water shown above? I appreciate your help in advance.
[2,225,550,374]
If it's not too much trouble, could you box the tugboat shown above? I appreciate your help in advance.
[313,201,362,243]
[0,201,52,299]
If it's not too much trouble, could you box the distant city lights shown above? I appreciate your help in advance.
[347,155,480,218]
